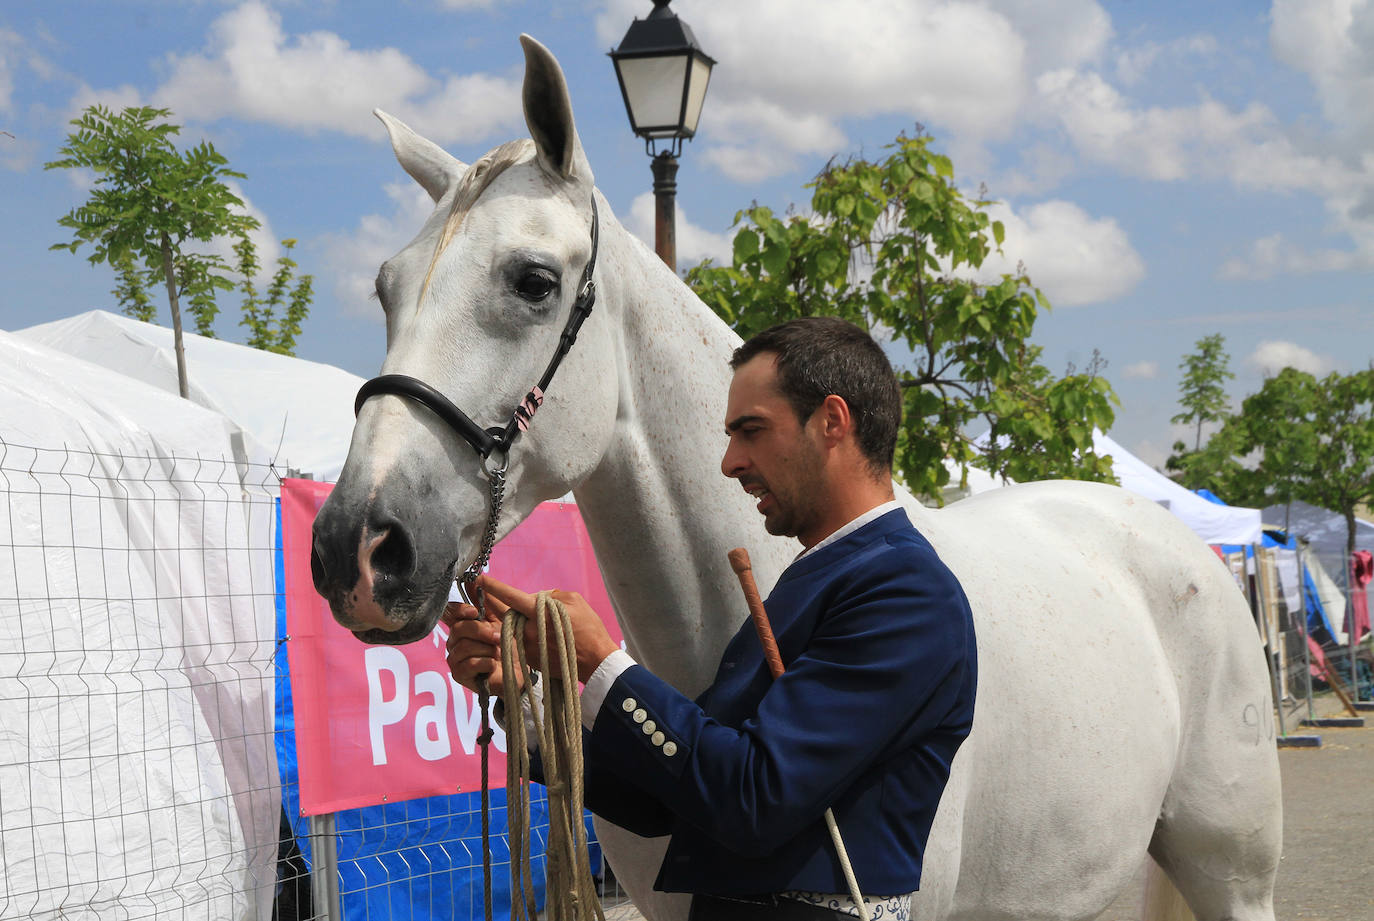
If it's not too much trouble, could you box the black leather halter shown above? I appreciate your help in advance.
[354,197,600,464]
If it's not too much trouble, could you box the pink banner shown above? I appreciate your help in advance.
[281,479,621,815]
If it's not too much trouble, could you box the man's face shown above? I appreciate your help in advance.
[721,354,826,542]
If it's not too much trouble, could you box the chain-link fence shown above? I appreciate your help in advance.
[1218,538,1373,739]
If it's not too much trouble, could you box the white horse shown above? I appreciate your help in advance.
[310,36,1282,921]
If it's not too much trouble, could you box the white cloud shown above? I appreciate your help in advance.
[624,191,733,268]
[597,0,1117,182]
[1114,33,1217,85]
[1036,68,1279,182]
[1271,0,1374,145]
[701,144,800,185]
[993,142,1076,197]
[1217,232,1362,279]
[976,199,1145,306]
[213,182,282,284]
[65,82,144,121]
[0,29,20,113]
[140,1,522,144]
[319,181,437,318]
[1248,340,1335,377]
[1122,360,1159,380]
[1035,56,1374,278]
[990,0,1112,74]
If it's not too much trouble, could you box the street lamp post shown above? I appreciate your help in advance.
[609,0,715,272]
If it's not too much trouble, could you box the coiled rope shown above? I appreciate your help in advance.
[498,591,605,921]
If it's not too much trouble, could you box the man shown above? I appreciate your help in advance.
[447,317,977,920]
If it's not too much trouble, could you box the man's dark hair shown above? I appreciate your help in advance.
[731,317,902,475]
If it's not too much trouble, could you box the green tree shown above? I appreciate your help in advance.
[46,104,260,396]
[1171,333,1234,451]
[1165,422,1258,500]
[234,235,314,356]
[687,131,1118,501]
[1220,367,1374,561]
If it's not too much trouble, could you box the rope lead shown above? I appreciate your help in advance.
[500,592,605,921]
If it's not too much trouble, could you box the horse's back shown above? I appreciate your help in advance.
[903,480,1280,921]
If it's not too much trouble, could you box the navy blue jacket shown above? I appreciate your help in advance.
[578,509,976,896]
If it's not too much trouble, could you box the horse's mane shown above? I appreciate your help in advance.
[420,138,535,305]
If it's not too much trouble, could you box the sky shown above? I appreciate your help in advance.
[2,0,1371,471]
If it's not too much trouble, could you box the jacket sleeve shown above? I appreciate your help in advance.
[586,559,972,854]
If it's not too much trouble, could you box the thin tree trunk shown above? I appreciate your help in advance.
[1194,418,1202,452]
[1346,507,1357,572]
[160,231,189,399]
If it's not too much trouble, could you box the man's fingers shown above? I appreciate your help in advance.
[476,574,538,615]
[442,601,478,626]
[481,593,512,619]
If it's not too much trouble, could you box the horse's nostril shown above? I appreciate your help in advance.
[371,524,417,587]
[310,540,328,591]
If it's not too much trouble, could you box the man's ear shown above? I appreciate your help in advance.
[816,394,854,446]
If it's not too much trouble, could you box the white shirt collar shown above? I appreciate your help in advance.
[794,499,903,563]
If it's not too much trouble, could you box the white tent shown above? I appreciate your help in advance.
[17,310,364,481]
[0,330,279,919]
[968,430,1263,546]
[1094,431,1262,545]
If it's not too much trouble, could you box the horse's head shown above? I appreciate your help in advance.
[311,36,619,644]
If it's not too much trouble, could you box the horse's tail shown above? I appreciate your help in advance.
[1141,859,1195,921]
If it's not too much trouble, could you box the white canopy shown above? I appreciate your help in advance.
[967,430,1263,546]
[1094,431,1262,545]
[17,309,364,481]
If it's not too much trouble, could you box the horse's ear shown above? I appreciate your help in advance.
[519,35,590,181]
[374,109,467,203]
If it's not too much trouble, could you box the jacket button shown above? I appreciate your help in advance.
[651,731,665,747]
[662,741,677,756]
[621,698,637,712]
[642,720,656,735]
[633,708,647,723]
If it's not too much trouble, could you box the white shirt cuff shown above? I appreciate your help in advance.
[580,648,637,731]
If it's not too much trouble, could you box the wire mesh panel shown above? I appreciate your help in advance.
[0,438,280,920]
[1,436,614,921]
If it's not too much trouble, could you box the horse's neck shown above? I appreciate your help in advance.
[572,219,795,695]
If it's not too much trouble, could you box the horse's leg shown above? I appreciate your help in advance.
[1145,577,1282,921]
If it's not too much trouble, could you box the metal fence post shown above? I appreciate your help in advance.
[310,812,343,920]
[1339,551,1358,700]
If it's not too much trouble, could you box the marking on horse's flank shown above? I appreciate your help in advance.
[1242,703,1274,745]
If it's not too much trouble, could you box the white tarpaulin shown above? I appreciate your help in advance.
[0,330,279,920]
[17,310,364,481]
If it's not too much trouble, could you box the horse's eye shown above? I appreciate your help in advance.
[515,270,558,302]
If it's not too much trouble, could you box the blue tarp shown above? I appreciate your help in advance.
[273,500,598,919]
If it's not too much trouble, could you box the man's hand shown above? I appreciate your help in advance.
[442,595,526,698]
[476,574,621,684]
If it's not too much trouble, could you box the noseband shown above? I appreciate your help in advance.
[353,196,600,468]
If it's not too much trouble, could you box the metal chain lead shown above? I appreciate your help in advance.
[460,456,507,921]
